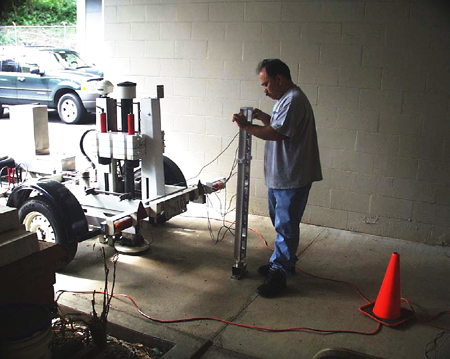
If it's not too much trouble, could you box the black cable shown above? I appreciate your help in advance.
[221,146,239,185]
[202,140,240,244]
[204,191,236,244]
[436,332,450,359]
[216,220,235,243]
[187,132,239,182]
[0,165,9,187]
[205,195,215,242]
[79,128,97,170]
[424,331,450,359]
[15,162,28,183]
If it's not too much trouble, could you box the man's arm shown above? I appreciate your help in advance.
[232,113,287,141]
[242,123,287,141]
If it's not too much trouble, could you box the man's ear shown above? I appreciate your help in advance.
[276,75,282,84]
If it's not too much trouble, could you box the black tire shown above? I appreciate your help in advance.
[0,103,4,118]
[163,156,187,187]
[158,156,187,224]
[134,156,187,189]
[19,196,78,269]
[57,93,86,124]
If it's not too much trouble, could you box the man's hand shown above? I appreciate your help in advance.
[252,108,271,126]
[232,111,249,130]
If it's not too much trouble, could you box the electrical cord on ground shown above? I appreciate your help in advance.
[55,207,449,336]
[424,331,450,359]
[55,219,396,336]
[169,216,450,332]
[56,288,382,335]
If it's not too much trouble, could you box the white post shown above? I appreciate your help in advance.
[140,97,165,200]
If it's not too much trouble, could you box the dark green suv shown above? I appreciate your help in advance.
[0,46,105,124]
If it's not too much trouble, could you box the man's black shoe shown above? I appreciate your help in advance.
[256,269,287,298]
[257,263,295,277]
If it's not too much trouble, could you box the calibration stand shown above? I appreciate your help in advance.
[232,107,253,279]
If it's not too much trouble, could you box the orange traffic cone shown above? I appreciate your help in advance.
[359,252,414,327]
[373,252,401,319]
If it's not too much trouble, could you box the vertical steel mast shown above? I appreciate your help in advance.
[232,107,253,279]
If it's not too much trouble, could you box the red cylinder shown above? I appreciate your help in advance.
[127,113,135,135]
[100,112,107,133]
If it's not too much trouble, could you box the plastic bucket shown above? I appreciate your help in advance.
[0,303,52,359]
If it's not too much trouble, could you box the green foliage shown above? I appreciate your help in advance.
[1,0,77,26]
[0,33,16,45]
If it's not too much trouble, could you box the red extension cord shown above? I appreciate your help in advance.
[56,218,450,335]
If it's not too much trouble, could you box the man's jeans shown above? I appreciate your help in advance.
[268,184,312,277]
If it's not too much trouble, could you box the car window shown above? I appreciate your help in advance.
[36,52,64,71]
[19,61,39,73]
[17,56,39,73]
[54,51,89,69]
[1,59,18,72]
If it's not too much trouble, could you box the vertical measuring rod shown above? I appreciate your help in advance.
[232,107,253,279]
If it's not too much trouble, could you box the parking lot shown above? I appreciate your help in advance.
[0,107,95,162]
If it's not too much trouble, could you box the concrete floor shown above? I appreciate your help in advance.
[3,106,449,358]
[54,203,450,359]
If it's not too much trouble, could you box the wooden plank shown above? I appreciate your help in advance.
[0,229,40,267]
[0,242,65,307]
[0,241,66,274]
[0,205,19,233]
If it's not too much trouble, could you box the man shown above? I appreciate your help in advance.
[232,59,322,297]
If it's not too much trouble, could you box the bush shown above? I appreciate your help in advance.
[0,0,77,26]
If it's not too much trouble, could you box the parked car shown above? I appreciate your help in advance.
[0,46,105,124]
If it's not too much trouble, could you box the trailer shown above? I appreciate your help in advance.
[2,82,225,269]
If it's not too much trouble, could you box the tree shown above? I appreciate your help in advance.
[0,0,77,26]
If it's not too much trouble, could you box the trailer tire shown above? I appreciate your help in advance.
[19,196,78,269]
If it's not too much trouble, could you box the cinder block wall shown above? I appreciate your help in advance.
[101,0,450,245]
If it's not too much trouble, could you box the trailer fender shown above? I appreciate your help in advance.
[7,179,89,242]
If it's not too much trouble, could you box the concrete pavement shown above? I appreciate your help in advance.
[55,203,450,359]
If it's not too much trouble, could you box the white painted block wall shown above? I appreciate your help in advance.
[100,0,450,245]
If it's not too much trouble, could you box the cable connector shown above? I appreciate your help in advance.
[205,177,227,193]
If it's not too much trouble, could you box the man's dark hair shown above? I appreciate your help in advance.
[256,59,292,81]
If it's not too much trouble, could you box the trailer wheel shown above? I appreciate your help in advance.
[19,196,78,269]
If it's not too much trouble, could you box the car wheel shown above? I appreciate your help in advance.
[0,104,4,118]
[19,196,78,269]
[57,93,86,124]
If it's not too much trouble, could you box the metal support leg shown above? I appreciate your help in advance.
[114,223,150,254]
[232,107,253,279]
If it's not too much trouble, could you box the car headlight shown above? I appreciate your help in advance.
[97,80,114,95]
[81,80,102,92]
